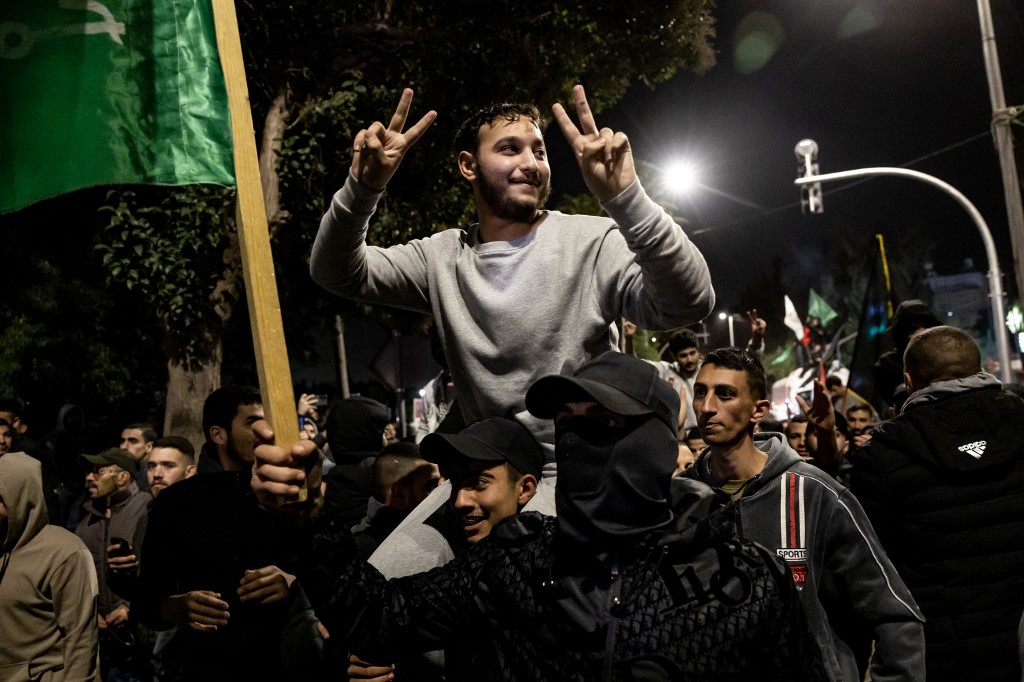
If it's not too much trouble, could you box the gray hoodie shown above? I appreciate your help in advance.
[0,452,100,681]
[688,433,925,682]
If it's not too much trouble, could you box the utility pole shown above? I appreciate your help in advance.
[977,0,1024,306]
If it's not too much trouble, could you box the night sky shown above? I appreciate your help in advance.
[550,0,1024,340]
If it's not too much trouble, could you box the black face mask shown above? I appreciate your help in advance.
[556,414,646,448]
[555,414,676,553]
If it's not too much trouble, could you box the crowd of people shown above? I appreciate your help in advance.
[2,85,1023,682]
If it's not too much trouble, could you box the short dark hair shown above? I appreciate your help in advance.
[0,399,23,418]
[846,404,872,419]
[454,103,547,155]
[702,348,767,400]
[124,422,158,443]
[785,415,808,435]
[372,442,423,503]
[668,329,700,356]
[824,375,844,390]
[0,418,11,430]
[202,386,261,444]
[151,436,195,461]
[904,326,981,389]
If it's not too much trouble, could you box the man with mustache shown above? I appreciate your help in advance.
[76,447,151,680]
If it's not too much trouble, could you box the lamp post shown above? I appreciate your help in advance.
[718,311,736,347]
[976,0,1024,322]
[793,141,1013,383]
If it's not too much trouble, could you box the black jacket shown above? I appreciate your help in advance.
[300,478,827,681]
[137,472,329,681]
[850,373,1024,682]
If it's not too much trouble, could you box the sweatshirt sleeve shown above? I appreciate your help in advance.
[820,489,925,682]
[598,179,715,329]
[53,547,101,682]
[309,174,432,313]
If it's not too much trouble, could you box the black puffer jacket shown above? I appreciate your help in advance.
[850,373,1024,682]
[300,478,826,681]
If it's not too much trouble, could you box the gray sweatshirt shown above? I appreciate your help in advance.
[311,175,715,452]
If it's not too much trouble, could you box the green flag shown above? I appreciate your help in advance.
[808,288,838,327]
[0,0,234,214]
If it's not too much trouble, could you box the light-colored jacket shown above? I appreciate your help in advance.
[0,452,100,681]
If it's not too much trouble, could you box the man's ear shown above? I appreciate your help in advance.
[516,474,539,508]
[903,371,915,395]
[184,464,197,479]
[209,425,227,447]
[389,482,408,509]
[750,399,772,424]
[457,150,478,181]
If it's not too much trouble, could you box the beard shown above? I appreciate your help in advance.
[478,171,552,222]
[225,437,253,468]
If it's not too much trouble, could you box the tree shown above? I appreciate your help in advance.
[95,1,719,440]
[0,190,166,444]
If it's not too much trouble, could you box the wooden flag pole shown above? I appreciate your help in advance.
[211,0,307,485]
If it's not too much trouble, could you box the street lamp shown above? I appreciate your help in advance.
[793,140,1013,383]
[718,311,738,347]
[795,139,823,214]
[664,160,699,195]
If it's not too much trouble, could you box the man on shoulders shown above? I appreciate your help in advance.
[850,325,1024,681]
[686,347,924,681]
[309,85,714,451]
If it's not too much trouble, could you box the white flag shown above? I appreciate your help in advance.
[784,295,804,342]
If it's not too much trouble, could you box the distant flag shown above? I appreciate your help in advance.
[769,345,795,365]
[848,234,897,411]
[0,0,235,214]
[808,288,838,327]
[783,295,805,342]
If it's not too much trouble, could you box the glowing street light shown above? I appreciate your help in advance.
[664,160,699,195]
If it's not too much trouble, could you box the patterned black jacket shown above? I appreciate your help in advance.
[300,478,826,681]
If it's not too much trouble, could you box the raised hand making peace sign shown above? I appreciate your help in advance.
[552,84,637,204]
[350,88,437,191]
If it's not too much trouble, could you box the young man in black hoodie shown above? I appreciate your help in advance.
[252,352,826,680]
[137,386,328,681]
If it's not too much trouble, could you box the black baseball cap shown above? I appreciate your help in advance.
[421,417,543,478]
[81,447,139,474]
[525,351,680,432]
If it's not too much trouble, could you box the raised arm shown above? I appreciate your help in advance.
[350,88,437,192]
[554,85,714,328]
[310,89,438,309]
[552,84,636,204]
